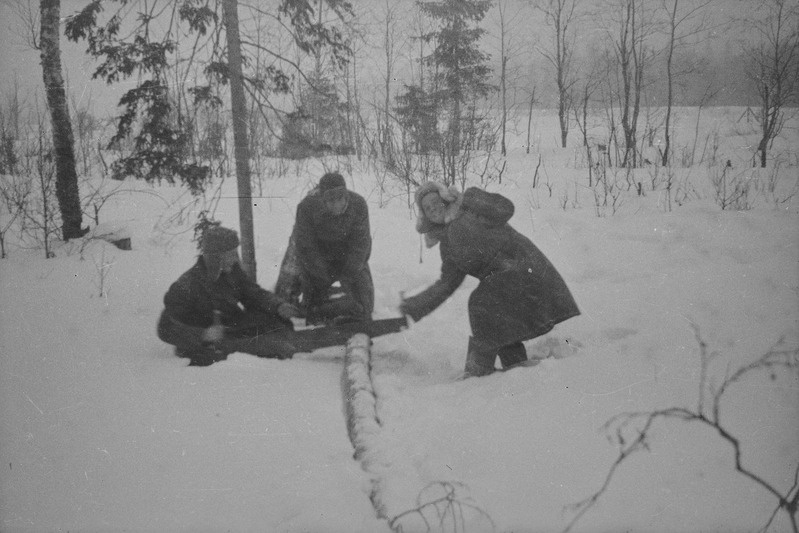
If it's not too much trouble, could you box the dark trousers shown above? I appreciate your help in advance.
[158,311,295,366]
[301,266,374,323]
[274,233,374,323]
[465,337,528,377]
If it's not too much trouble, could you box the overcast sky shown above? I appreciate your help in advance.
[0,0,765,117]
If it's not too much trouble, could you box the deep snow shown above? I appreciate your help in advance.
[1,107,798,532]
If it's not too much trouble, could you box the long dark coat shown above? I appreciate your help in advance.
[291,189,374,317]
[294,190,371,283]
[157,257,287,347]
[403,187,579,349]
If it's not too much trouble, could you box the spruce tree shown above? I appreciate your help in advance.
[417,0,494,182]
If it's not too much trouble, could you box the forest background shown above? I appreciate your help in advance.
[1,0,794,267]
[0,1,797,531]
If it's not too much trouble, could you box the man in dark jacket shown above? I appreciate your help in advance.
[157,226,301,366]
[401,184,580,378]
[277,172,374,323]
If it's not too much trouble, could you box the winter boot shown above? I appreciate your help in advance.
[175,345,227,366]
[497,342,528,369]
[462,337,497,379]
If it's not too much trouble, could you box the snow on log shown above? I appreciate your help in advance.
[343,334,439,527]
[343,333,391,520]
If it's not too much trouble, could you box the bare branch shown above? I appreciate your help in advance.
[564,328,799,533]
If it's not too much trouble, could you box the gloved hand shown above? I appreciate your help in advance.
[398,296,420,323]
[398,298,412,318]
[277,302,301,320]
[338,277,356,299]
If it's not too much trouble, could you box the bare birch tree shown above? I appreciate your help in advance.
[660,0,714,166]
[378,0,405,163]
[221,0,257,278]
[493,0,526,156]
[40,0,86,240]
[745,0,799,168]
[537,0,579,148]
[604,0,654,167]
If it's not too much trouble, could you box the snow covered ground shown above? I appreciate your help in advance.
[1,107,797,532]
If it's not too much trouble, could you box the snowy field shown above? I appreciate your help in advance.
[1,107,798,532]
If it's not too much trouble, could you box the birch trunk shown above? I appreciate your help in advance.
[222,0,257,280]
[40,0,85,240]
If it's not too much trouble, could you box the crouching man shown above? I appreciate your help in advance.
[157,225,301,366]
[275,172,374,324]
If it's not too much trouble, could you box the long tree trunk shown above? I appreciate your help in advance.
[758,89,770,168]
[662,0,677,166]
[223,0,257,280]
[556,5,568,148]
[383,0,394,162]
[630,0,645,168]
[619,9,633,167]
[558,82,568,148]
[40,0,85,241]
[526,87,535,155]
[501,56,508,156]
[499,1,508,156]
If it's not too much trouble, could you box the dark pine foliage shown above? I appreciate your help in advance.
[394,84,439,154]
[65,1,212,193]
[65,0,353,194]
[418,0,494,104]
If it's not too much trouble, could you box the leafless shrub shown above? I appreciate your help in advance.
[449,110,502,192]
[559,189,570,210]
[532,154,542,189]
[383,126,442,206]
[151,181,226,247]
[69,94,104,177]
[646,158,662,191]
[564,327,799,533]
[0,173,30,258]
[81,172,169,227]
[526,185,541,218]
[710,164,755,210]
[673,170,701,208]
[389,481,496,533]
[542,165,554,198]
[698,128,721,168]
[0,83,24,176]
[591,163,623,217]
[477,154,505,189]
[92,244,113,299]
[757,159,799,207]
[686,87,718,167]
[662,164,677,212]
[13,108,60,258]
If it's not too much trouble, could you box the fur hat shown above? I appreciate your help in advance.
[319,172,346,191]
[414,182,462,247]
[202,226,239,255]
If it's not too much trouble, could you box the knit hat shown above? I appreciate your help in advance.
[202,226,239,255]
[319,172,346,191]
[414,182,463,248]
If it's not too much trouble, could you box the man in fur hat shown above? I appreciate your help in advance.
[157,225,301,366]
[276,172,374,323]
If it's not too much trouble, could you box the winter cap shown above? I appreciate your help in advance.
[319,172,346,191]
[414,182,463,248]
[415,182,462,233]
[414,181,460,208]
[202,226,239,255]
